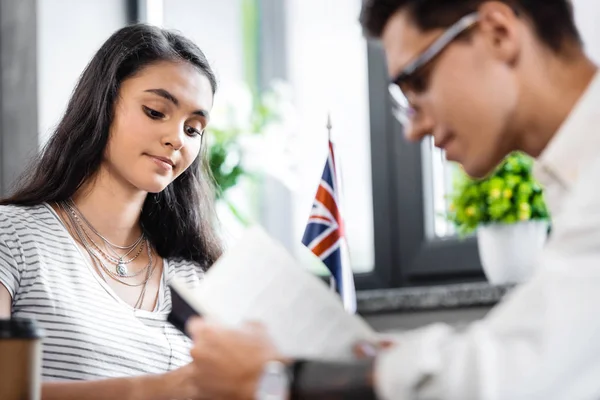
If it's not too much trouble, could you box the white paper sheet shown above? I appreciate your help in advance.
[170,225,377,361]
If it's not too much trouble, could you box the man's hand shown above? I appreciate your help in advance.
[353,338,396,359]
[187,318,285,400]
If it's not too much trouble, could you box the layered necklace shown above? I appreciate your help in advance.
[59,200,155,309]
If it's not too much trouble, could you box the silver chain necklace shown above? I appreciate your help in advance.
[67,199,143,250]
[63,200,145,276]
[60,202,155,309]
[60,201,153,281]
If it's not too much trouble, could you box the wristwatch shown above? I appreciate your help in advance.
[255,360,291,400]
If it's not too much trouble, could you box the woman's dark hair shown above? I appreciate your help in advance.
[1,24,222,269]
[360,0,581,54]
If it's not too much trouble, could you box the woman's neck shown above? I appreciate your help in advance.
[71,166,147,246]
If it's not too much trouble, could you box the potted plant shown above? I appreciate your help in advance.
[446,152,550,284]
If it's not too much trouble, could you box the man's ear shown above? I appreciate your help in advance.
[477,1,522,65]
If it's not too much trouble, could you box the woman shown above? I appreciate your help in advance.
[0,23,221,399]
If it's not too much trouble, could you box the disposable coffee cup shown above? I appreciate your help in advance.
[0,318,43,400]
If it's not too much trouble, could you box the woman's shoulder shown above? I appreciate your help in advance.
[0,203,54,234]
[166,257,207,287]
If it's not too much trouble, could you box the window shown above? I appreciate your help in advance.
[284,0,375,274]
[271,2,484,288]
[424,139,459,239]
[215,0,485,288]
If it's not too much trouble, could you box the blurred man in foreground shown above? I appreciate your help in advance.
[187,1,600,399]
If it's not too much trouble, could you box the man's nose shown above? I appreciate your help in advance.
[404,112,435,142]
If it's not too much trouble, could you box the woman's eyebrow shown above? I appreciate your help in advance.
[144,88,210,118]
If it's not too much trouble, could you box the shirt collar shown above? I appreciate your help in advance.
[534,71,600,190]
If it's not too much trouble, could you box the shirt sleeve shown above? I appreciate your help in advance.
[0,216,22,299]
[375,159,600,400]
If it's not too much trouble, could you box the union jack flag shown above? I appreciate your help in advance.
[302,140,356,313]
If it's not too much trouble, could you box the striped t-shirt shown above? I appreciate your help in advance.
[0,203,205,381]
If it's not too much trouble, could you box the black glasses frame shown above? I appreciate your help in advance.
[390,12,480,88]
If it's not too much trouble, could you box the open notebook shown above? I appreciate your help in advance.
[169,226,377,362]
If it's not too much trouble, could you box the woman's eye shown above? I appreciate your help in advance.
[143,106,165,119]
[184,126,202,137]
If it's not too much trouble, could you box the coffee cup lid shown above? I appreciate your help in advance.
[0,318,43,339]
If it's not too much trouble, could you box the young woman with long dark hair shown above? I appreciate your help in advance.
[0,23,222,399]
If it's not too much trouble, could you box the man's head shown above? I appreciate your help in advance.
[360,0,583,177]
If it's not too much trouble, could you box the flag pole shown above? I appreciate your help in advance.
[326,113,337,292]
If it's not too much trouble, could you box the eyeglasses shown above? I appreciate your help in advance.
[389,12,480,126]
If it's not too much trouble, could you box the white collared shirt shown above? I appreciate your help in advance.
[375,72,600,400]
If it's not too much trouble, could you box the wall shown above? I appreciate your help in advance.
[573,0,600,64]
[0,1,37,196]
[163,0,245,92]
[36,0,127,144]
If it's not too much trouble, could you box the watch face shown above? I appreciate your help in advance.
[256,361,289,400]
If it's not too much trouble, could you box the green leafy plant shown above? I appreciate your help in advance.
[206,83,286,199]
[446,152,550,236]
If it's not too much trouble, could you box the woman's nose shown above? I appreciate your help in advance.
[162,125,186,151]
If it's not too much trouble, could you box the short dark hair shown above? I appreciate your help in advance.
[1,24,222,269]
[360,0,581,53]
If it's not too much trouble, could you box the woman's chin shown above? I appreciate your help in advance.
[131,178,172,194]
[145,184,170,194]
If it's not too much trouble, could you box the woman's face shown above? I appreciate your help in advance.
[104,60,214,194]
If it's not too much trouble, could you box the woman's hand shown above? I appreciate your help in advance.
[186,318,285,400]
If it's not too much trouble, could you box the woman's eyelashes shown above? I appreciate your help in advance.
[142,105,165,120]
[143,105,203,137]
[184,126,203,137]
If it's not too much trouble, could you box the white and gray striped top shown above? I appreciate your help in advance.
[0,203,205,381]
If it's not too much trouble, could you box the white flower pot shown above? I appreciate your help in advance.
[476,220,549,285]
